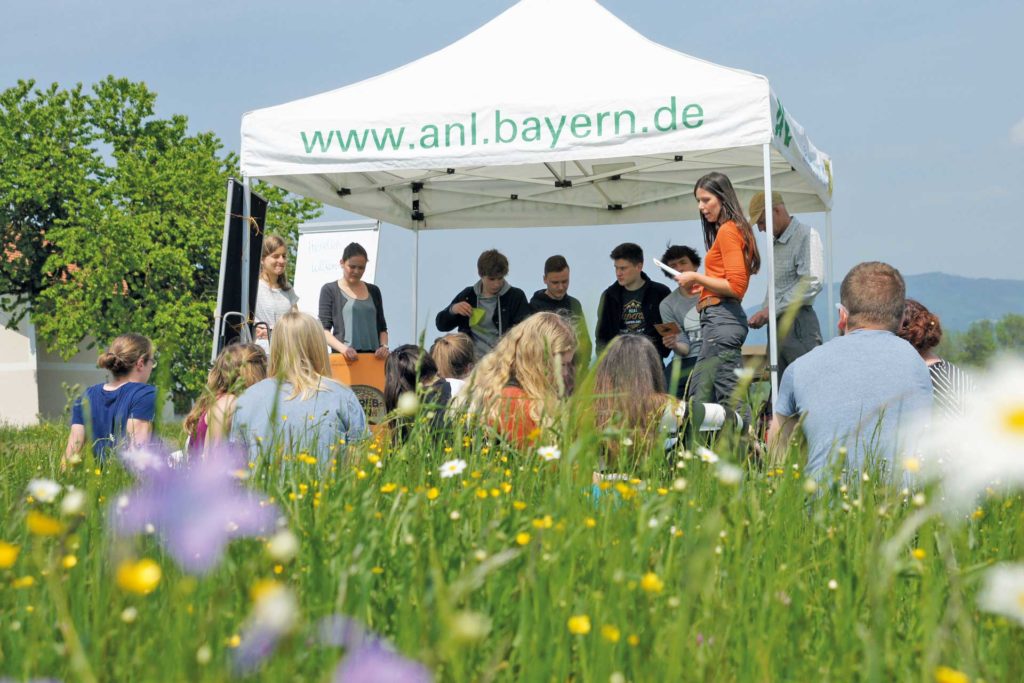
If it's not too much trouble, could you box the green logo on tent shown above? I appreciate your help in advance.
[774,101,793,147]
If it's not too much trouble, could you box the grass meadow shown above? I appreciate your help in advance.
[1,392,1022,682]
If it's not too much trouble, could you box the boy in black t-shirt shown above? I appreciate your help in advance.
[530,255,592,367]
[594,242,672,359]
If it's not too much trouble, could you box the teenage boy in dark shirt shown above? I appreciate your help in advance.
[595,242,672,359]
[435,249,532,358]
[530,254,593,367]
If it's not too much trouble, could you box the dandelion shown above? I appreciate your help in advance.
[266,529,299,563]
[116,558,162,595]
[600,624,621,642]
[60,489,87,516]
[515,532,531,546]
[977,563,1024,627]
[640,572,664,594]
[537,445,561,462]
[439,459,468,479]
[567,614,591,635]
[0,542,19,569]
[697,446,719,464]
[27,478,61,503]
[26,511,63,537]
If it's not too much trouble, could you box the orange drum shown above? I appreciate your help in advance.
[329,353,387,426]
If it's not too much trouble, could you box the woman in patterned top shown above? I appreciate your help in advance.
[897,298,972,417]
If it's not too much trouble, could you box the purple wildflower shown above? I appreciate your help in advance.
[333,645,433,683]
[109,444,277,574]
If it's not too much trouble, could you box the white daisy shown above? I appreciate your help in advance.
[696,446,719,464]
[537,446,561,462]
[977,563,1024,627]
[27,478,61,503]
[439,458,468,479]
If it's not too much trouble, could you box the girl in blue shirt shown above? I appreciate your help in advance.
[65,333,157,463]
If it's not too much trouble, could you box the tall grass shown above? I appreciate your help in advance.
[1,406,1021,682]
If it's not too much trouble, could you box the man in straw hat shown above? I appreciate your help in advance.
[747,191,824,379]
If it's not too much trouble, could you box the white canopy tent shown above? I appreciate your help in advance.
[240,0,834,399]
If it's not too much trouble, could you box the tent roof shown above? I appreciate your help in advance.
[240,0,833,229]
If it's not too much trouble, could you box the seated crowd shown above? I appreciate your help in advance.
[63,172,972,485]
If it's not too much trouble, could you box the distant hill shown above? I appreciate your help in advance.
[747,272,1024,344]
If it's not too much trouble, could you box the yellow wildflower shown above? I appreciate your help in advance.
[426,487,440,501]
[512,501,527,511]
[116,558,162,595]
[640,572,664,594]
[584,517,597,528]
[515,532,531,546]
[371,566,384,575]
[12,576,35,589]
[380,482,398,493]
[227,634,241,648]
[0,541,19,568]
[912,548,927,560]
[475,489,489,500]
[26,511,63,537]
[600,624,621,643]
[297,453,317,465]
[934,666,969,683]
[62,555,78,569]
[627,634,640,646]
[566,614,591,635]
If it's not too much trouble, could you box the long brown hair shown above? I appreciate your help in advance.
[592,335,673,467]
[183,343,267,436]
[694,172,761,275]
[260,234,293,290]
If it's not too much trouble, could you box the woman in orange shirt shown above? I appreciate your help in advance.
[673,172,760,408]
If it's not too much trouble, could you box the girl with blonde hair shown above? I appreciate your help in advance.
[460,312,576,446]
[254,234,298,339]
[183,343,267,455]
[65,333,157,462]
[230,312,367,462]
[429,332,476,396]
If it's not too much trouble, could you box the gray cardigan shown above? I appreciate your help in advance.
[318,281,388,350]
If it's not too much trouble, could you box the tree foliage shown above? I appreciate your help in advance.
[937,313,1024,367]
[0,78,321,409]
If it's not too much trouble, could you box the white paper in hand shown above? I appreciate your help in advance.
[653,258,683,278]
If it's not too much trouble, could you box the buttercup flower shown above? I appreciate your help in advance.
[537,445,561,462]
[26,511,63,537]
[567,615,591,635]
[116,558,162,595]
[27,478,61,503]
[640,572,664,594]
[977,562,1024,627]
[439,459,467,479]
[0,542,19,569]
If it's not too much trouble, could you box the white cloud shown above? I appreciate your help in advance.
[1011,117,1024,146]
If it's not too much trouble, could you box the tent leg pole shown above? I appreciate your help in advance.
[762,144,779,405]
[825,209,834,339]
[413,229,419,343]
[241,175,252,343]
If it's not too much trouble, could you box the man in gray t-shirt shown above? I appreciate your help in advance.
[657,245,703,397]
[769,262,932,481]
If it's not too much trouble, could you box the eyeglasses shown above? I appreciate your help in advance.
[146,357,158,369]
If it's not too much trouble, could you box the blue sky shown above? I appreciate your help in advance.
[4,0,1022,344]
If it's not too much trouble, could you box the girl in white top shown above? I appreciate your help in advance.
[254,235,298,339]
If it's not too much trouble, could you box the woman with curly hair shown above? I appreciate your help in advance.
[897,298,972,417]
[457,312,576,446]
[183,343,267,455]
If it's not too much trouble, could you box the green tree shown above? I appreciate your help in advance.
[1,78,321,410]
[958,319,996,366]
[994,313,1024,354]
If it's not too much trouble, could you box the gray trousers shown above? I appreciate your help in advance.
[687,300,748,408]
[772,305,822,380]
